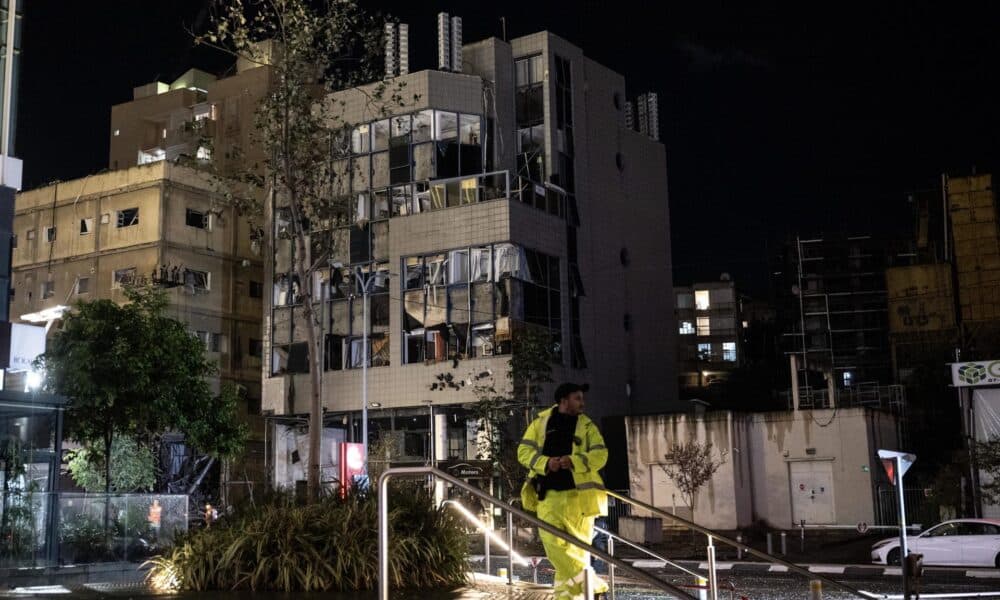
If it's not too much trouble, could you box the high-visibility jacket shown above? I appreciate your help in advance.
[517,406,608,517]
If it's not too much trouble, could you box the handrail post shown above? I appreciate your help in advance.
[506,510,514,585]
[484,527,491,576]
[706,534,719,600]
[607,534,616,600]
[583,564,593,600]
[378,470,390,600]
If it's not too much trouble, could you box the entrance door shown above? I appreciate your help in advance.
[789,460,836,525]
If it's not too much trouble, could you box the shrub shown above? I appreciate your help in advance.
[59,513,110,563]
[147,485,468,592]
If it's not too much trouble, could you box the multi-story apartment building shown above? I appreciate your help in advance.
[675,277,742,391]
[254,29,676,486]
[9,163,266,498]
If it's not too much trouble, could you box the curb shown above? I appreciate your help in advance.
[632,559,1000,580]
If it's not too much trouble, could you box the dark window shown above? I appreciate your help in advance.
[45,227,56,242]
[250,281,264,298]
[117,207,139,228]
[186,208,207,229]
[77,277,90,294]
[249,338,263,358]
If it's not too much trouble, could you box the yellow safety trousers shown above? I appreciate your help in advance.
[537,489,609,599]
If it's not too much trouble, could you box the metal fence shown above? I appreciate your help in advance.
[0,492,187,568]
[874,486,928,528]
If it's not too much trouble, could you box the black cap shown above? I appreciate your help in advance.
[554,382,590,403]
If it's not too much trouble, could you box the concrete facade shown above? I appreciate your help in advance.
[626,408,900,530]
[10,163,266,496]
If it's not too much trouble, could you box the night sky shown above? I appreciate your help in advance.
[14,2,1000,293]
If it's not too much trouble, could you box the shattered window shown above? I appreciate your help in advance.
[183,269,210,293]
[117,207,139,228]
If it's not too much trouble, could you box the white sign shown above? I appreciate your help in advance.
[7,323,46,372]
[951,360,1000,387]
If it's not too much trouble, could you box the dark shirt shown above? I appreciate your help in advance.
[538,410,578,491]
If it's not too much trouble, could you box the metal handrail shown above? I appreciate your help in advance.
[594,525,702,580]
[605,490,877,599]
[377,467,697,600]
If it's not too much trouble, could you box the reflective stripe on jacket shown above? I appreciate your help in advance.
[517,405,608,516]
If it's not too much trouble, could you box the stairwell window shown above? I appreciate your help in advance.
[117,207,139,228]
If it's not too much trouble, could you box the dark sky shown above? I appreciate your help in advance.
[14,2,1000,293]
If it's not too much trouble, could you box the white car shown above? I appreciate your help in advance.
[871,519,1000,567]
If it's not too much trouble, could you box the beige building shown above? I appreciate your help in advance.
[9,162,266,497]
[256,30,677,488]
[626,408,901,530]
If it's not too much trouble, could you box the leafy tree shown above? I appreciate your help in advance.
[36,287,247,497]
[195,0,408,501]
[67,435,156,493]
[659,441,726,520]
[976,437,1000,506]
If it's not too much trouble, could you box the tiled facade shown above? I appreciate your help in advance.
[263,31,677,484]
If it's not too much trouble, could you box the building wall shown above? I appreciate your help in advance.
[12,163,263,400]
[626,408,899,530]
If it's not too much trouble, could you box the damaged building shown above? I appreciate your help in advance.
[260,26,677,488]
[9,163,266,501]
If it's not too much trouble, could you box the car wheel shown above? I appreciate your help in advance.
[887,548,901,566]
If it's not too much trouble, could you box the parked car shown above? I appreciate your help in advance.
[871,519,1000,567]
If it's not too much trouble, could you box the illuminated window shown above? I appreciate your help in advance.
[696,317,710,336]
[679,321,695,335]
[722,342,736,362]
[697,343,712,360]
[695,290,710,310]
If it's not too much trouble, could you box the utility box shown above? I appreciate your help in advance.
[619,516,663,544]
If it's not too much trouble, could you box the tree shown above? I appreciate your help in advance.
[659,441,726,520]
[66,435,156,493]
[196,0,407,501]
[37,286,247,498]
[976,437,1000,506]
[467,326,555,498]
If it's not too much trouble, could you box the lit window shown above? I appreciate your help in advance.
[695,290,710,310]
[196,146,212,161]
[697,343,712,360]
[679,321,695,335]
[697,316,710,336]
[843,371,853,387]
[113,129,121,136]
[722,342,736,362]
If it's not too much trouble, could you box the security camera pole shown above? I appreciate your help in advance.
[879,449,916,600]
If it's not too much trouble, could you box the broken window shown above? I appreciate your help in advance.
[41,280,55,299]
[372,119,390,152]
[351,124,371,154]
[250,281,263,298]
[117,207,139,228]
[113,267,137,289]
[694,290,710,310]
[272,342,309,374]
[45,227,56,242]
[183,268,210,293]
[77,277,90,294]
[679,321,694,335]
[435,111,458,140]
[696,316,710,336]
[80,218,94,235]
[723,342,736,362]
[186,208,207,229]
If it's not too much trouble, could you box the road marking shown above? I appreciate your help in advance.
[768,565,789,573]
[810,565,846,574]
[632,560,666,569]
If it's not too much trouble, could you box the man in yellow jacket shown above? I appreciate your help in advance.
[518,383,609,599]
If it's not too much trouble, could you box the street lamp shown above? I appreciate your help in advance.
[354,265,387,473]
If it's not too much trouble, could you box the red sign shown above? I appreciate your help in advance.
[339,442,366,497]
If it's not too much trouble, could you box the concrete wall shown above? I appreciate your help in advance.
[626,408,900,530]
